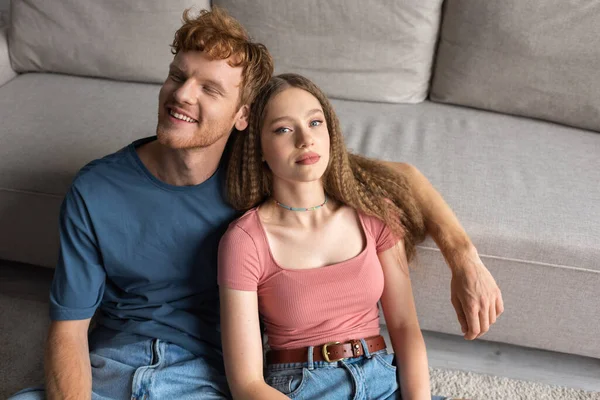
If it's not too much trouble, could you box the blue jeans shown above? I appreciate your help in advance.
[265,343,449,400]
[9,331,231,399]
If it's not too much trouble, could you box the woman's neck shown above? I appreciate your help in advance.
[264,181,334,228]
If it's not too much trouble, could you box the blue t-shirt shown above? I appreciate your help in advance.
[49,136,240,355]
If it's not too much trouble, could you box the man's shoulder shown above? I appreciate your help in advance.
[77,149,128,178]
[71,138,149,193]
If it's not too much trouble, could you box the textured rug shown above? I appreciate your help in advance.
[430,367,600,400]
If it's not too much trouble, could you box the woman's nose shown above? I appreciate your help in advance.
[296,127,314,148]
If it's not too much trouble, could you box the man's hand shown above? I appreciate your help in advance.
[450,247,504,340]
[381,161,504,339]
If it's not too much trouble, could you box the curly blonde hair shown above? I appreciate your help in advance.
[171,7,273,106]
[227,74,426,261]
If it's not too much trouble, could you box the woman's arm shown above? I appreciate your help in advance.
[220,287,289,400]
[382,161,504,340]
[378,243,431,400]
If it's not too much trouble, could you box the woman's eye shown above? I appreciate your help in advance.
[170,74,183,82]
[310,120,323,127]
[275,127,291,134]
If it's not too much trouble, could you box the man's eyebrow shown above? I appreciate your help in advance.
[167,66,227,93]
[203,79,227,94]
[268,109,324,125]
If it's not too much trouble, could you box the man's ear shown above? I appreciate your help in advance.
[234,104,250,131]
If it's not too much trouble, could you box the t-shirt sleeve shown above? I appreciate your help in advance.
[218,225,262,291]
[367,214,402,253]
[50,185,106,321]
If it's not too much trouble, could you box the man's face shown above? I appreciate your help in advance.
[156,51,249,150]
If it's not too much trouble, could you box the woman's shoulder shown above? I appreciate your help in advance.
[222,207,263,242]
[228,207,260,228]
[330,204,380,238]
[352,208,382,229]
[352,208,400,245]
[219,207,271,265]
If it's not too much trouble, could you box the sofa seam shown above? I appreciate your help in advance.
[416,245,599,274]
[0,187,64,198]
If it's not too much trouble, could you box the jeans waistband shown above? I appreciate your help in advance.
[266,348,389,371]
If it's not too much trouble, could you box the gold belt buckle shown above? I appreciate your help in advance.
[322,341,345,363]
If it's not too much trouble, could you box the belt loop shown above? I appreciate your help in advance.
[360,338,372,358]
[307,345,315,370]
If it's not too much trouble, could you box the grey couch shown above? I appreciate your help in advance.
[1,0,599,397]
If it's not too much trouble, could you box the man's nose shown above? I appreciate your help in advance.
[173,79,198,105]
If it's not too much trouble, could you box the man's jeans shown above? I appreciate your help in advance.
[9,332,231,400]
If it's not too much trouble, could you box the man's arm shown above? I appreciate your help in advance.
[46,183,106,397]
[382,161,504,340]
[45,319,92,400]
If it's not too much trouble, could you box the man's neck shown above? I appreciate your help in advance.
[137,139,227,186]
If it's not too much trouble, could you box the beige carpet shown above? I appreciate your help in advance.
[430,367,600,400]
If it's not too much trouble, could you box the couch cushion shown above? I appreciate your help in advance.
[333,98,600,358]
[8,0,210,84]
[0,25,15,88]
[332,99,600,272]
[214,0,443,103]
[0,73,160,195]
[430,0,600,133]
[0,73,162,267]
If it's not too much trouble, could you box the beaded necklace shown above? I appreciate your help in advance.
[273,194,328,212]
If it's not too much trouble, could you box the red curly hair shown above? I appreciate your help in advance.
[171,7,273,106]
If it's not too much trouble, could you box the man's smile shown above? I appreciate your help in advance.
[168,107,198,123]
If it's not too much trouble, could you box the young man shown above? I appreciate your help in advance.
[10,8,502,400]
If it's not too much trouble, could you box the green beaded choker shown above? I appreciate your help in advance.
[273,194,328,212]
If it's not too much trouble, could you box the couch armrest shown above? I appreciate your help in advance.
[0,24,17,88]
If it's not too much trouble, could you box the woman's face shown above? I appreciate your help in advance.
[260,87,330,185]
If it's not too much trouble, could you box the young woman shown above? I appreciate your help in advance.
[218,74,451,400]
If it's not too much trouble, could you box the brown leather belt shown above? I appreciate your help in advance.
[266,335,387,365]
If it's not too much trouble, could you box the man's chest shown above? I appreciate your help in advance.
[89,192,237,289]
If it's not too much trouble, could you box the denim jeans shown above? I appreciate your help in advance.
[265,340,449,400]
[9,330,231,400]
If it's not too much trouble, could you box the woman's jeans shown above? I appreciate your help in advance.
[265,343,449,400]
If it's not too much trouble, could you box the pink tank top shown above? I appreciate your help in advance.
[218,208,398,350]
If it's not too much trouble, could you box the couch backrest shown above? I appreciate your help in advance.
[0,0,8,26]
[0,24,15,87]
[213,0,444,104]
[430,0,600,133]
[8,0,210,84]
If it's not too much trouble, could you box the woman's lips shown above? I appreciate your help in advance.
[296,154,320,165]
